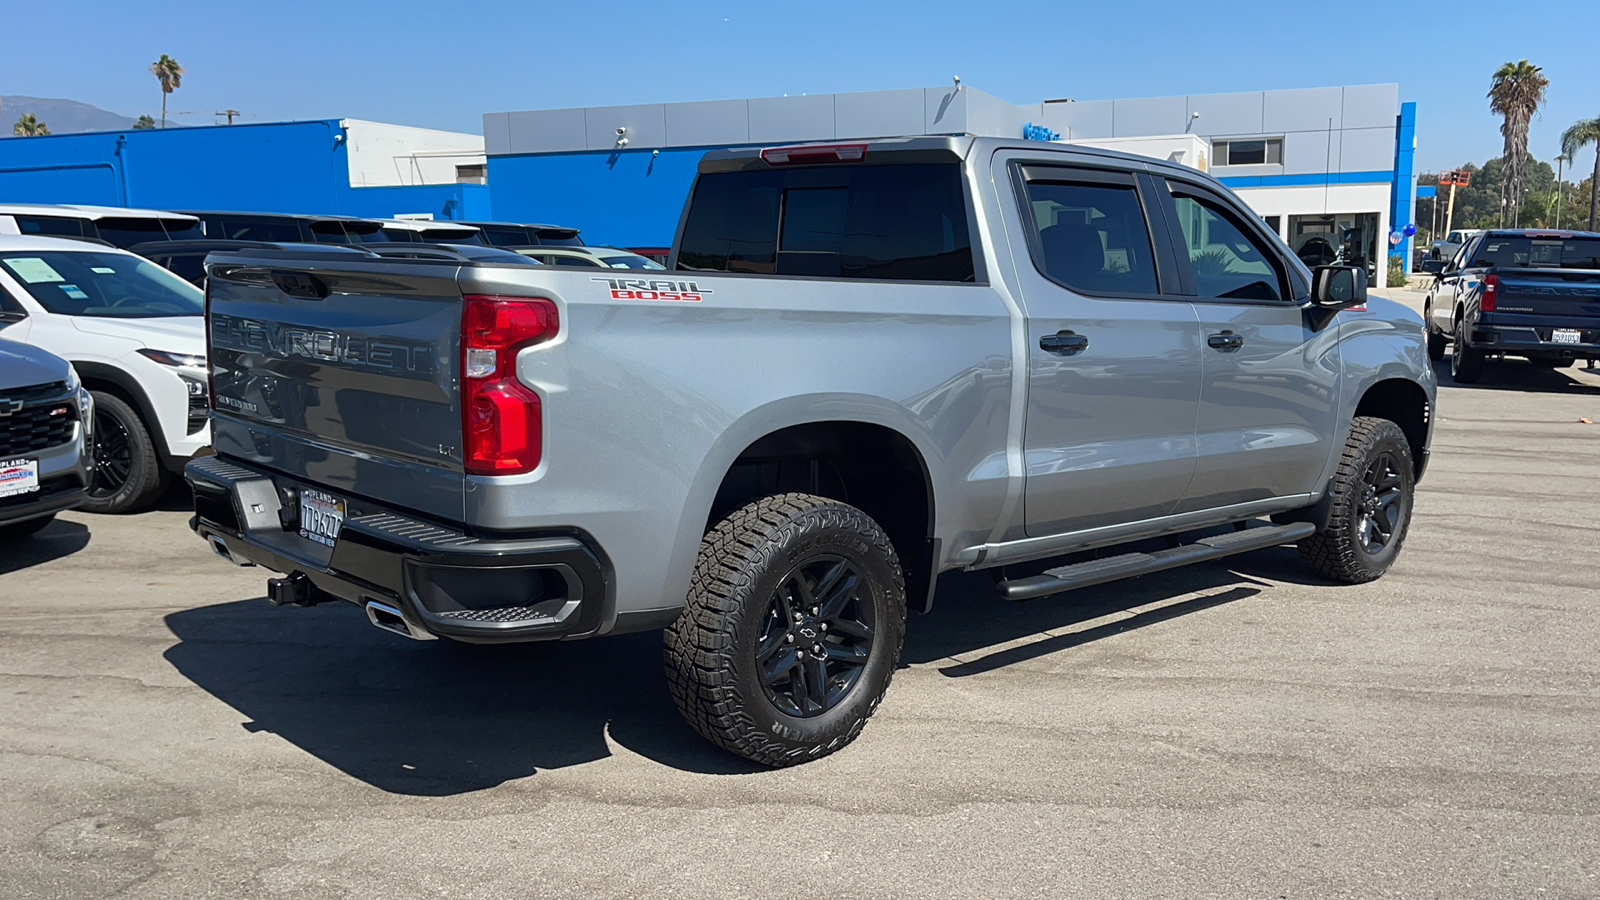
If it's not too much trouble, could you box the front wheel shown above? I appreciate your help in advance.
[1299,417,1416,584]
[82,391,168,514]
[664,493,906,767]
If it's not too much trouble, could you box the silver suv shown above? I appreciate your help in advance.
[0,339,92,538]
[187,137,1437,767]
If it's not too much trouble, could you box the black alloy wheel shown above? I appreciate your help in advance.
[755,555,877,718]
[89,405,133,499]
[1354,450,1407,555]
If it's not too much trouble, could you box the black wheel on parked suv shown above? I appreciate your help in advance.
[1449,321,1486,383]
[664,492,906,767]
[1299,416,1416,584]
[83,391,168,515]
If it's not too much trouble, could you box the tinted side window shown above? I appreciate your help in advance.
[91,218,170,249]
[14,215,90,237]
[1169,191,1285,302]
[1021,180,1159,296]
[552,256,599,267]
[677,163,975,282]
[161,254,208,285]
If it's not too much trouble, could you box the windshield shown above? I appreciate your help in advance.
[0,250,204,317]
[1469,235,1600,270]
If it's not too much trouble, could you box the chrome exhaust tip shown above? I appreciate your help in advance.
[364,601,436,641]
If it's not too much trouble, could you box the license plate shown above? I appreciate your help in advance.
[1552,328,1582,344]
[0,458,40,499]
[298,489,345,547]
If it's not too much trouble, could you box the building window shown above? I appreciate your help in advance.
[456,163,487,185]
[1214,139,1282,166]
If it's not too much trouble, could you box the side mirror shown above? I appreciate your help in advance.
[1311,265,1367,309]
[1419,258,1445,276]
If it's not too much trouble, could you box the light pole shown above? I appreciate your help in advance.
[1555,154,1568,228]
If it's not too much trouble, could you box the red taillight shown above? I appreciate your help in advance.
[1480,273,1497,312]
[760,143,868,165]
[461,295,558,475]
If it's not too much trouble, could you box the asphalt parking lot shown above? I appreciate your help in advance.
[3,294,1599,899]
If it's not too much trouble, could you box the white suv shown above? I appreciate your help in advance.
[0,204,204,249]
[0,236,208,513]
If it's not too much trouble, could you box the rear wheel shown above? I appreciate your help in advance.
[1299,417,1415,584]
[83,391,168,515]
[1449,322,1486,384]
[664,493,906,767]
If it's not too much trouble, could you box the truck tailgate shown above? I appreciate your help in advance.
[1493,266,1600,321]
[205,254,467,522]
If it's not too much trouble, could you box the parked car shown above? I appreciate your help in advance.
[188,136,1435,767]
[517,246,665,269]
[177,210,389,245]
[0,204,204,249]
[0,338,93,538]
[451,221,583,247]
[1421,229,1600,382]
[374,220,484,245]
[128,240,280,286]
[1428,228,1483,262]
[0,236,208,512]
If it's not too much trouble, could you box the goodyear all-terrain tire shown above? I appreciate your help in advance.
[1298,417,1416,584]
[82,391,168,515]
[664,493,906,767]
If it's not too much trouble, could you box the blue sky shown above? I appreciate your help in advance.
[4,0,1598,179]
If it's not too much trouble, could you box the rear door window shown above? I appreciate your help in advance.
[1017,172,1161,296]
[677,163,976,282]
[90,218,170,248]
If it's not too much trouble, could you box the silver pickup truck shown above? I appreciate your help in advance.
[187,136,1437,767]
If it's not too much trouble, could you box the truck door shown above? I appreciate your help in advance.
[1003,161,1204,537]
[1151,176,1340,511]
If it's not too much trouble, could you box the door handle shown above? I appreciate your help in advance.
[1039,330,1089,356]
[1207,331,1245,352]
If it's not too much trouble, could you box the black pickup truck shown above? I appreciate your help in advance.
[1422,229,1600,383]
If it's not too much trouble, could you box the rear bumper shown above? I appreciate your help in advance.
[185,455,611,643]
[1465,323,1600,357]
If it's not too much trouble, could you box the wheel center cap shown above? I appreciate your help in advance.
[796,621,820,641]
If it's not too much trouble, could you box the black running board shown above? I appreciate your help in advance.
[996,522,1316,601]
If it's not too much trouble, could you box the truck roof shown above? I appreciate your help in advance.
[0,203,199,223]
[699,135,1231,191]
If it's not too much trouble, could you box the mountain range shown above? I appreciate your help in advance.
[2,95,138,134]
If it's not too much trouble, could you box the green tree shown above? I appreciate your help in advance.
[149,54,185,128]
[12,113,49,136]
[1487,60,1549,226]
[133,114,156,130]
[1559,116,1600,230]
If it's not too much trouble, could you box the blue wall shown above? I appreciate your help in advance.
[0,120,480,220]
[488,147,706,246]
[1391,101,1418,272]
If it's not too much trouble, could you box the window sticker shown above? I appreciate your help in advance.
[2,257,66,284]
[91,267,117,274]
[58,284,90,300]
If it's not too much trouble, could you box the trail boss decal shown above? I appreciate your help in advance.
[593,278,711,303]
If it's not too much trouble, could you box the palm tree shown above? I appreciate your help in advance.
[1560,116,1600,231]
[1487,60,1548,226]
[12,113,50,137]
[149,54,185,128]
